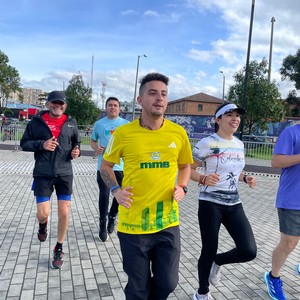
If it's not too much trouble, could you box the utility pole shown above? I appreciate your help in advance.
[101,81,106,110]
[239,0,255,140]
[220,71,225,102]
[91,55,94,97]
[132,55,147,120]
[268,17,276,83]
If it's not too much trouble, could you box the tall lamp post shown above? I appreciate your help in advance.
[132,54,147,120]
[239,0,255,140]
[57,78,65,91]
[220,71,225,102]
[268,17,276,83]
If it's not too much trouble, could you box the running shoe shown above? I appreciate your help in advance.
[99,220,108,241]
[107,216,116,234]
[209,262,221,286]
[37,219,48,242]
[263,271,286,300]
[193,292,214,300]
[51,247,64,269]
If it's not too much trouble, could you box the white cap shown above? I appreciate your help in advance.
[215,103,245,119]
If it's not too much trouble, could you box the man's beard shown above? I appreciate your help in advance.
[151,110,163,117]
[50,109,63,117]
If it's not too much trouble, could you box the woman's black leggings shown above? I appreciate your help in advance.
[197,200,257,294]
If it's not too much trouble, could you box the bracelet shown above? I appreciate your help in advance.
[198,175,207,186]
[243,174,248,184]
[110,185,121,194]
[198,175,203,186]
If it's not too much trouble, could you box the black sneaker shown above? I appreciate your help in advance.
[107,216,116,234]
[51,247,64,269]
[37,220,48,242]
[99,220,108,242]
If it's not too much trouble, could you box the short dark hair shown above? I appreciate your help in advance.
[139,72,169,96]
[105,97,120,107]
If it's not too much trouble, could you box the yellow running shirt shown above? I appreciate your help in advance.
[103,119,193,234]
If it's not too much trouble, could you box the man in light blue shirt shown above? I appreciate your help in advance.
[91,97,129,241]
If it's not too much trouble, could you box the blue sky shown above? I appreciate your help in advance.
[1,0,300,107]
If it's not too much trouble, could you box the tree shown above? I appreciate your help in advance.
[227,58,286,134]
[280,49,300,90]
[284,90,300,117]
[65,74,100,126]
[0,50,22,108]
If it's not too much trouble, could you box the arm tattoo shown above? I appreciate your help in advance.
[100,169,118,190]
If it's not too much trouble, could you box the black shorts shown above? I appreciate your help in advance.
[32,175,73,203]
[278,208,300,236]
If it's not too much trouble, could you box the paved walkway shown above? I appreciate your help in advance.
[0,149,299,300]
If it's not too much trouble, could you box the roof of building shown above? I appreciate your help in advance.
[169,92,223,104]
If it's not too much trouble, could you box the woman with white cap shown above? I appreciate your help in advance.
[191,103,257,300]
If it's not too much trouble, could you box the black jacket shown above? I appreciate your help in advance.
[20,111,81,178]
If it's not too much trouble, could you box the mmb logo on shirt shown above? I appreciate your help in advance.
[140,161,170,169]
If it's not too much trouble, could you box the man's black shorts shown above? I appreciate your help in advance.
[32,175,73,203]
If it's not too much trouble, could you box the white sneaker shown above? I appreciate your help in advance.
[193,292,214,300]
[209,262,221,286]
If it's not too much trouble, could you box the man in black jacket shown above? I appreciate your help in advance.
[21,90,81,269]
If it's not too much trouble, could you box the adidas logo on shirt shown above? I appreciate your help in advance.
[168,141,177,148]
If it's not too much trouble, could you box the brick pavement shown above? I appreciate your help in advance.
[0,150,299,299]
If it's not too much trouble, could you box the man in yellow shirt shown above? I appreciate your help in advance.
[100,72,193,300]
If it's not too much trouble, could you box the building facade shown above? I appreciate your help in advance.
[165,92,223,115]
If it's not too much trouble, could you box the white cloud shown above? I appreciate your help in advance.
[120,9,138,16]
[187,49,216,63]
[2,0,300,103]
[144,10,160,18]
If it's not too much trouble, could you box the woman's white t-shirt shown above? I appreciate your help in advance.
[192,133,245,206]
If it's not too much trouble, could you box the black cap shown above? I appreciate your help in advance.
[48,91,66,103]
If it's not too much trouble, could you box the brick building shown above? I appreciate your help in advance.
[166,92,224,116]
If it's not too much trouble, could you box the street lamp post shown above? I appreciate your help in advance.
[220,71,225,102]
[240,0,255,140]
[57,78,65,91]
[268,17,276,83]
[132,54,147,120]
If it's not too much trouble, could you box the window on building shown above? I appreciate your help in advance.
[198,104,203,111]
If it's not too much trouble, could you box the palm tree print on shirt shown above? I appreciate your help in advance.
[226,172,237,191]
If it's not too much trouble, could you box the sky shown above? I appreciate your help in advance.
[1,0,300,108]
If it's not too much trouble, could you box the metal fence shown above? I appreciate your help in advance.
[190,136,274,167]
[0,125,92,148]
[0,125,274,167]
